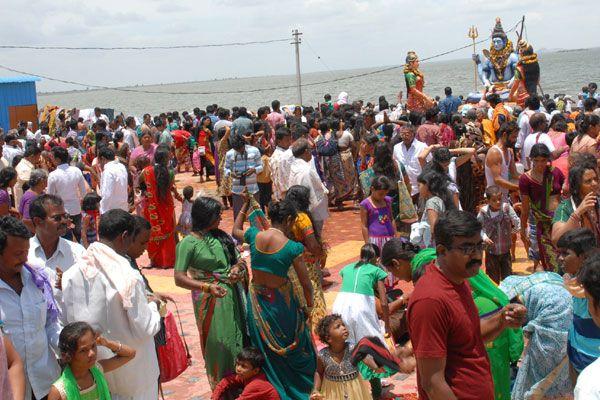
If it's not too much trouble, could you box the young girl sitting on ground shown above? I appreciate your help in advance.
[311,314,375,400]
[48,321,136,400]
[176,186,194,236]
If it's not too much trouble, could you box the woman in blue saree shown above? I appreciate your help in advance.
[499,272,573,399]
[233,196,316,400]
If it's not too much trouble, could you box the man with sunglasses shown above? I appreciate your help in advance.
[27,194,85,274]
[407,210,526,399]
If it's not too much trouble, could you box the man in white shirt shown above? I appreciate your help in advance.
[25,122,35,140]
[47,146,88,242]
[574,254,600,399]
[521,113,566,170]
[28,194,85,273]
[123,116,139,150]
[92,107,109,125]
[14,142,41,206]
[98,146,129,214]
[270,127,293,201]
[393,125,428,200]
[34,123,52,145]
[2,132,24,166]
[288,138,329,235]
[213,108,233,139]
[0,216,61,400]
[0,135,9,171]
[374,99,391,123]
[61,210,161,400]
[515,96,538,152]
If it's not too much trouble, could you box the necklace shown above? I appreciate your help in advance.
[329,346,346,359]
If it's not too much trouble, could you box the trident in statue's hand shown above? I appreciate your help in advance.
[468,25,479,92]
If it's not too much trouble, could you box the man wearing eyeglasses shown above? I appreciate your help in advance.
[27,194,85,274]
[407,210,526,400]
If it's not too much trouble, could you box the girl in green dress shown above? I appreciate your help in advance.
[232,197,316,400]
[174,196,248,389]
[48,322,136,400]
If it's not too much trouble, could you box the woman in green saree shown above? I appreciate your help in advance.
[380,242,524,400]
[174,196,248,390]
[233,196,316,400]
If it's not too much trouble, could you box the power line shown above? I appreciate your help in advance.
[0,18,523,96]
[303,37,337,79]
[0,61,397,95]
[0,38,290,50]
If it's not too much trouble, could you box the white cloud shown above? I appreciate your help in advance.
[0,0,597,92]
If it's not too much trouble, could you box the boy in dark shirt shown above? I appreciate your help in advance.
[212,347,280,400]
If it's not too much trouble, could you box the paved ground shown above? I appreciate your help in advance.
[140,171,535,399]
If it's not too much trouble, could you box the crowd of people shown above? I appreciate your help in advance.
[1,80,600,400]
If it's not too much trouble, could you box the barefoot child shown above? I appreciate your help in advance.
[332,243,390,399]
[211,347,280,400]
[477,185,520,284]
[310,314,373,400]
[48,321,136,400]
[176,186,194,236]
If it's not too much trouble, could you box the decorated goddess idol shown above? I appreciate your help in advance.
[404,50,434,113]
[470,17,519,101]
[509,40,541,107]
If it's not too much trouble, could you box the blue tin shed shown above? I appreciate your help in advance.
[0,76,41,132]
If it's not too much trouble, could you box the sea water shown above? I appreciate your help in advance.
[38,47,600,116]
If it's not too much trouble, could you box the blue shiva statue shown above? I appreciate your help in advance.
[469,18,519,102]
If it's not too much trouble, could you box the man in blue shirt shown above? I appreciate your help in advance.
[438,87,462,117]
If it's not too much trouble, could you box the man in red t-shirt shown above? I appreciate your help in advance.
[407,210,526,399]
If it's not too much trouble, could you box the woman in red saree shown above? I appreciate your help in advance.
[139,145,183,268]
[171,125,192,173]
[197,116,215,183]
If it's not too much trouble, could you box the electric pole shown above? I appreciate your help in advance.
[292,29,303,105]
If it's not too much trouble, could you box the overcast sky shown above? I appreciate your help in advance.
[1,0,598,92]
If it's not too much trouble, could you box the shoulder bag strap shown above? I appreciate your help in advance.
[171,300,192,364]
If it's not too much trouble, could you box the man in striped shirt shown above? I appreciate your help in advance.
[224,134,263,219]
